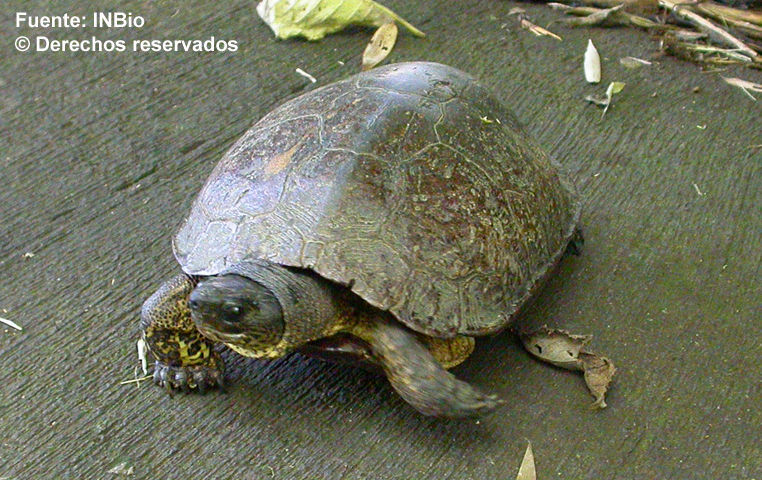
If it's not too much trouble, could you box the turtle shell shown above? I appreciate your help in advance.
[174,62,580,338]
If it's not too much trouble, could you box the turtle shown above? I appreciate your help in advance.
[140,61,582,417]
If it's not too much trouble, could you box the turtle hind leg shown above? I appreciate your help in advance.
[352,317,502,417]
[141,274,224,393]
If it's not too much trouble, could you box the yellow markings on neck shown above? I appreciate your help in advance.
[224,313,354,359]
[176,335,211,365]
[226,340,289,359]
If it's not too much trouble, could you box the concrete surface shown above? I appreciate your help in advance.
[1,0,760,478]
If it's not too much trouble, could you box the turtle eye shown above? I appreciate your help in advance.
[223,302,243,321]
[189,299,200,310]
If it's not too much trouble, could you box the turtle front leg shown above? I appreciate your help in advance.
[140,274,224,393]
[352,316,503,417]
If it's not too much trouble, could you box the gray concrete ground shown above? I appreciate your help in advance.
[1,0,760,478]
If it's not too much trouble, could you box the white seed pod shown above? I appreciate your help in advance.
[584,39,601,84]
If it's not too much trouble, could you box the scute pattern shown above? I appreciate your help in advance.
[174,62,580,337]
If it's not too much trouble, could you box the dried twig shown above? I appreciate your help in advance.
[563,4,626,27]
[723,76,762,100]
[549,3,673,30]
[512,9,563,40]
[688,4,762,41]
[658,0,758,58]
[693,1,762,27]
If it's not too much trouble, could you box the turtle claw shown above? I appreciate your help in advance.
[152,356,224,394]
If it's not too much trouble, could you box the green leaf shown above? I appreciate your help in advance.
[257,0,424,41]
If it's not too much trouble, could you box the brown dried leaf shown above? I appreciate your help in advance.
[579,352,616,408]
[521,327,591,369]
[362,22,398,71]
[516,441,536,480]
[520,326,616,408]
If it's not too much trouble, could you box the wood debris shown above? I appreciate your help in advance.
[545,0,762,68]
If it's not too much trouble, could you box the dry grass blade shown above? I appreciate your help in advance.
[554,0,660,14]
[119,375,153,386]
[362,22,398,71]
[0,317,22,331]
[723,76,761,99]
[658,0,758,58]
[295,68,317,83]
[690,4,762,41]
[552,3,668,29]
[685,44,754,62]
[518,14,563,40]
[516,441,536,480]
[694,1,762,27]
[620,56,652,67]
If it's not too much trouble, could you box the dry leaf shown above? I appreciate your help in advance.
[516,441,536,480]
[585,82,625,119]
[722,76,761,101]
[584,39,601,83]
[602,81,625,117]
[256,0,424,41]
[362,22,397,71]
[520,326,616,408]
[579,352,616,408]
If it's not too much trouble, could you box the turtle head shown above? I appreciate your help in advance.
[189,274,284,357]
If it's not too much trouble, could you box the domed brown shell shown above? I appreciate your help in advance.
[174,62,580,338]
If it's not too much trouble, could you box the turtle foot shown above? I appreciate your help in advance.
[153,354,224,394]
